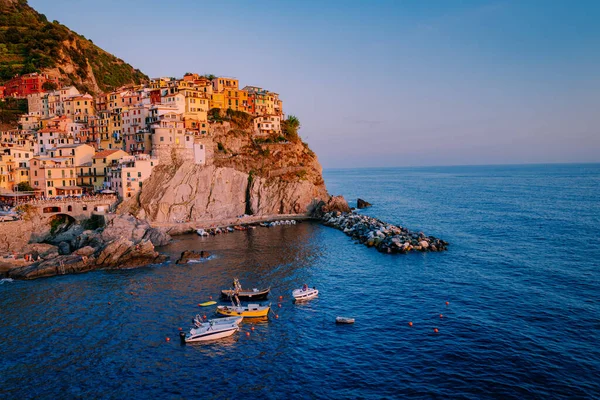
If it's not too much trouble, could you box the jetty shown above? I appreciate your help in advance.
[321,211,448,254]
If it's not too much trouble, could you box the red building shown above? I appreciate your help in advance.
[0,86,5,99]
[3,73,59,98]
[149,89,162,104]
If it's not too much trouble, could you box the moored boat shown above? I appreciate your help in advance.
[184,321,239,343]
[193,314,243,326]
[196,229,209,236]
[292,284,319,301]
[221,278,270,300]
[216,303,271,318]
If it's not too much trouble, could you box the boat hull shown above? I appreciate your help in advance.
[216,305,270,318]
[186,325,239,342]
[293,288,319,301]
[220,288,270,300]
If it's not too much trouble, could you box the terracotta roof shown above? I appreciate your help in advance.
[93,150,121,159]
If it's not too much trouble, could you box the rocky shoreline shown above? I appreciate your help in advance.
[4,214,170,280]
[321,211,448,254]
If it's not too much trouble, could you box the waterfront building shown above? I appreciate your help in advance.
[29,156,79,197]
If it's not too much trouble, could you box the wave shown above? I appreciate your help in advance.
[0,278,14,284]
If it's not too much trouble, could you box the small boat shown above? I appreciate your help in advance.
[293,284,319,301]
[193,315,243,326]
[336,316,355,324]
[221,278,270,300]
[184,321,239,343]
[196,229,209,236]
[216,303,271,318]
[227,227,234,232]
[198,301,217,307]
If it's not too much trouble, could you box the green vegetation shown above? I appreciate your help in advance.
[0,0,147,92]
[282,115,301,142]
[15,181,34,192]
[217,142,227,153]
[0,97,27,127]
[208,108,253,129]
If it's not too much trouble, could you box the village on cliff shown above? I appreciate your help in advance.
[0,72,286,201]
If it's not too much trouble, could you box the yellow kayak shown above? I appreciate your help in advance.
[199,301,217,307]
[216,304,270,318]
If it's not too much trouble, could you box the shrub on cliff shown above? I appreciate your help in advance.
[283,115,301,142]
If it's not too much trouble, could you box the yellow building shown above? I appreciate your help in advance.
[81,149,130,191]
[30,157,79,197]
[209,92,226,111]
[0,155,16,191]
[225,89,248,113]
[212,77,239,93]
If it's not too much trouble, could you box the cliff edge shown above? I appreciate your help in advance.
[123,117,330,225]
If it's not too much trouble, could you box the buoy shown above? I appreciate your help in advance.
[278,303,282,308]
[202,315,207,320]
[440,314,443,318]
[108,302,111,305]
[408,322,413,327]
[246,332,250,337]
[433,328,439,333]
[209,296,213,300]
[166,337,170,342]
[178,327,182,331]
[275,314,279,319]
[446,301,449,306]
[251,326,255,331]
[279,295,283,300]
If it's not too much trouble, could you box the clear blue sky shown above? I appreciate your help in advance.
[30,0,600,168]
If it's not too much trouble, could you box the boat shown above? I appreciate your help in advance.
[193,315,243,326]
[292,284,319,301]
[196,229,209,236]
[221,278,270,300]
[183,321,239,343]
[198,301,217,307]
[336,316,355,324]
[216,303,271,318]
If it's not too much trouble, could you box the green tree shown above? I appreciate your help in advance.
[283,115,301,141]
[16,182,35,192]
[203,74,216,80]
[42,81,58,91]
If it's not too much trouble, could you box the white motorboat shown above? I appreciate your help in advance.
[184,321,240,343]
[196,229,209,236]
[293,284,319,301]
[193,315,243,326]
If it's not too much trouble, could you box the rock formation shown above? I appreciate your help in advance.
[7,214,170,280]
[320,211,448,254]
[176,250,211,264]
[357,198,372,209]
[124,120,331,224]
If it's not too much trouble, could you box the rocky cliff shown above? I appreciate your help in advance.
[124,119,330,224]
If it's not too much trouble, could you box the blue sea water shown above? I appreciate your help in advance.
[1,164,599,399]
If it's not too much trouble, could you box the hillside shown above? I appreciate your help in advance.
[0,0,147,94]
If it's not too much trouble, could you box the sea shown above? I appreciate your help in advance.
[1,164,599,399]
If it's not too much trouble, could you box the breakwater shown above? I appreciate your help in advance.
[321,211,448,253]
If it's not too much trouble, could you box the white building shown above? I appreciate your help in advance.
[105,154,160,198]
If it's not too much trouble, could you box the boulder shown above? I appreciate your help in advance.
[357,198,372,209]
[418,240,429,249]
[57,241,71,255]
[95,237,167,269]
[176,250,211,264]
[74,246,96,257]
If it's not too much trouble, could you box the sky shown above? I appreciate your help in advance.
[29,0,600,168]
